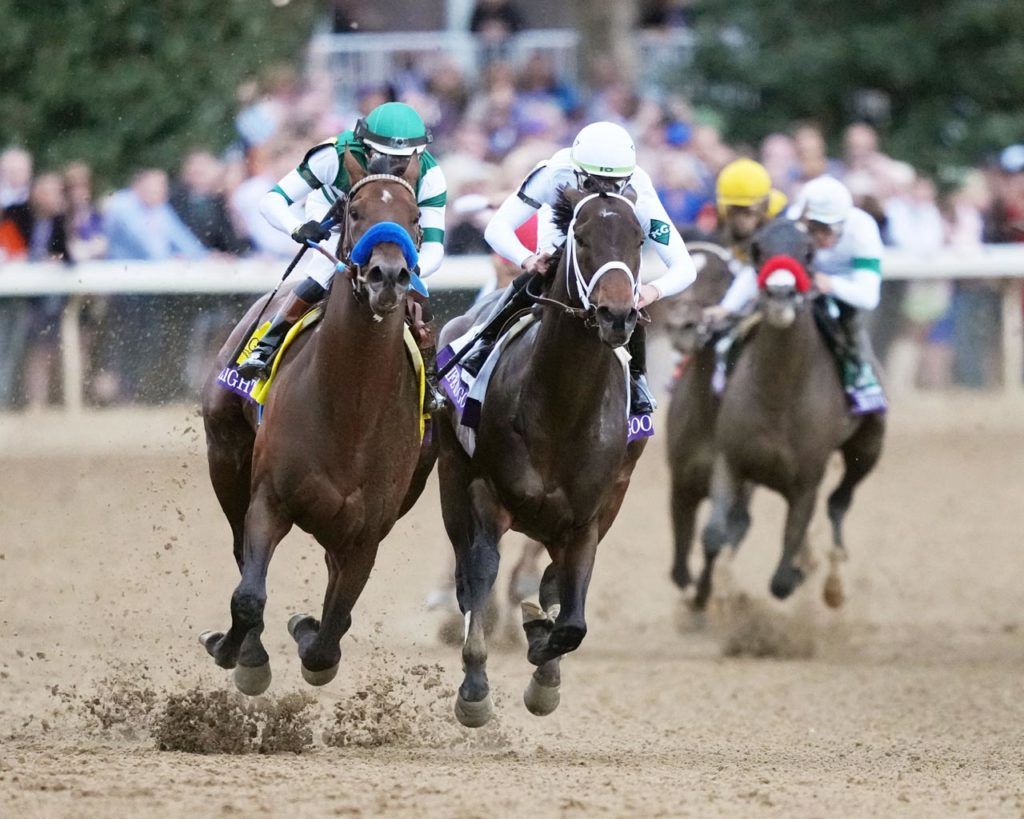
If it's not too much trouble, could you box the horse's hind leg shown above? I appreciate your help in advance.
[670,478,702,593]
[824,414,885,607]
[201,485,290,695]
[202,392,254,569]
[289,539,379,686]
[770,485,819,600]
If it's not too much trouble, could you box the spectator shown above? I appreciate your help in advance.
[986,144,1024,243]
[760,133,800,197]
[640,0,694,29]
[470,0,524,44]
[171,151,249,254]
[793,122,843,182]
[0,147,32,208]
[63,162,107,261]
[232,141,306,258]
[517,53,580,118]
[105,169,206,261]
[843,123,883,175]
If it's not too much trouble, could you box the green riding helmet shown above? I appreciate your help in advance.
[354,102,432,157]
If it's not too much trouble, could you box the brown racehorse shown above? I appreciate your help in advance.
[437,188,647,727]
[665,242,751,607]
[701,219,885,608]
[198,151,437,695]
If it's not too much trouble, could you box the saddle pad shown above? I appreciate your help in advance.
[217,306,427,439]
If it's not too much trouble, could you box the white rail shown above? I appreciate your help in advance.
[2,246,1022,410]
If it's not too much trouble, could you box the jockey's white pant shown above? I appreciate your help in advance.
[300,195,340,289]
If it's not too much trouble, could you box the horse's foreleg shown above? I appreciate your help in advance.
[448,479,508,728]
[771,486,819,600]
[201,486,290,695]
[695,459,741,610]
[521,554,562,716]
[670,479,702,591]
[824,414,885,607]
[289,542,378,686]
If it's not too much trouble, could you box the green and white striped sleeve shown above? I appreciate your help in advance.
[417,162,447,276]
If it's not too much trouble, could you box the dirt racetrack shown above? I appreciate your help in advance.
[2,395,1022,818]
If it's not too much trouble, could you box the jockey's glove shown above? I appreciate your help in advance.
[291,220,332,245]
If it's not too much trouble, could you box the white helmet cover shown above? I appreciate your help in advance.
[571,122,636,178]
[799,175,853,224]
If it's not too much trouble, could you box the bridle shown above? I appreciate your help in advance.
[528,192,646,326]
[332,173,423,301]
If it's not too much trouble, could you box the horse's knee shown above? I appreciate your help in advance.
[770,564,804,600]
[230,589,266,628]
[702,520,728,557]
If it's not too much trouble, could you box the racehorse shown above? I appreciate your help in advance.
[700,219,885,607]
[437,188,646,727]
[198,150,437,695]
[664,242,748,608]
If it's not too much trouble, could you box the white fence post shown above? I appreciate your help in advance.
[1002,278,1023,392]
[59,294,84,414]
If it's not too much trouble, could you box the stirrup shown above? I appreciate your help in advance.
[236,349,273,380]
[630,374,657,414]
[460,344,492,377]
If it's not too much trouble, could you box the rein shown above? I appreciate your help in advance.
[528,192,648,325]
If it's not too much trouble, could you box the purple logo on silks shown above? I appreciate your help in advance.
[216,366,259,404]
[628,412,654,442]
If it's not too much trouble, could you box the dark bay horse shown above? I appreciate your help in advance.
[665,242,750,608]
[437,188,646,727]
[199,151,437,695]
[700,219,885,607]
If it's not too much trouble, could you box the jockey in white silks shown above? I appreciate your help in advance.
[466,121,699,414]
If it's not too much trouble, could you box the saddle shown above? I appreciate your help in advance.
[218,300,430,437]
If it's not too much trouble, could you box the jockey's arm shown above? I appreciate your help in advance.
[484,162,557,267]
[634,168,697,300]
[718,264,758,314]
[416,164,448,278]
[826,263,881,310]
[259,146,339,236]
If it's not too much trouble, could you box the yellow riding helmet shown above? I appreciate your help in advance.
[716,158,773,213]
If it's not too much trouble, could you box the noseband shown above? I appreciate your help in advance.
[529,192,644,325]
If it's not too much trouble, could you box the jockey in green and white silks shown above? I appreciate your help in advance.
[716,174,886,413]
[468,121,699,414]
[238,102,448,400]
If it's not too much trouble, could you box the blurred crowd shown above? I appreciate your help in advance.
[2,13,1023,407]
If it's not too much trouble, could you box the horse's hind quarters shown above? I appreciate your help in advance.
[233,662,272,696]
[454,691,494,728]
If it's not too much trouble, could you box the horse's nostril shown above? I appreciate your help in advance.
[596,306,613,323]
[397,268,411,287]
[628,308,639,325]
[367,266,383,286]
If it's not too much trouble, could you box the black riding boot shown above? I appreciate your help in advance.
[236,279,326,380]
[627,323,656,414]
[813,299,885,413]
[421,344,445,414]
[460,272,536,376]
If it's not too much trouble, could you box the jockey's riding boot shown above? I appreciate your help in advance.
[461,272,536,377]
[421,345,446,414]
[236,280,325,380]
[627,323,657,414]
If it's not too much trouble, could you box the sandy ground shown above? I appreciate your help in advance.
[1,395,1023,818]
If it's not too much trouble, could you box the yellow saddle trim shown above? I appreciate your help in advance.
[235,305,427,439]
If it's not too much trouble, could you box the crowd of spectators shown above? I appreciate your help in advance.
[2,23,1023,407]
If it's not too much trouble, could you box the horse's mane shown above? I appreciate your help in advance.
[366,153,410,177]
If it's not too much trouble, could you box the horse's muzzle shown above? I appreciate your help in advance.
[594,304,639,348]
[763,286,800,328]
[365,262,411,315]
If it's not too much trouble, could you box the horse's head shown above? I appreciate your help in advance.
[668,243,734,353]
[556,187,644,348]
[750,218,816,329]
[340,149,422,315]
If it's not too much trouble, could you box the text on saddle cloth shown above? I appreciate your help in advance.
[217,304,430,439]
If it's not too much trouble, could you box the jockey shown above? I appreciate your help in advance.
[714,157,788,262]
[712,174,886,412]
[238,102,447,409]
[468,121,699,414]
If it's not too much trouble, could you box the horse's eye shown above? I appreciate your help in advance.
[350,209,359,221]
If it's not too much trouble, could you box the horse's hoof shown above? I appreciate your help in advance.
[233,662,272,696]
[287,613,317,639]
[523,675,560,717]
[454,692,493,728]
[548,624,586,655]
[770,565,804,600]
[300,662,339,687]
[823,574,845,609]
[198,630,219,649]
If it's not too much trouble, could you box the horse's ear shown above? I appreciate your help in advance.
[750,240,762,267]
[562,186,586,211]
[622,184,638,204]
[403,154,421,188]
[343,147,365,185]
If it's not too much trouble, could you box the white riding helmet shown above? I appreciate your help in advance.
[570,122,636,179]
[799,175,853,224]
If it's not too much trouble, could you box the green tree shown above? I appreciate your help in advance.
[0,0,319,187]
[690,0,1024,172]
